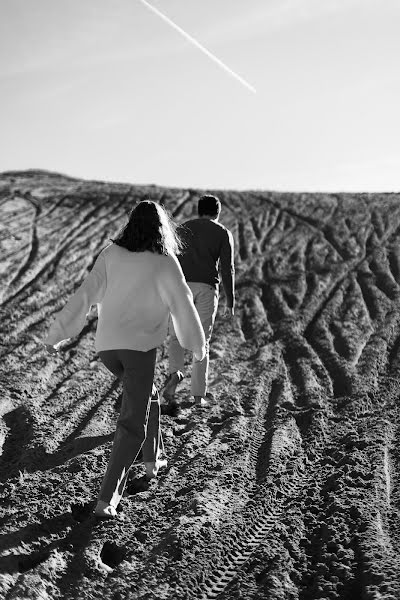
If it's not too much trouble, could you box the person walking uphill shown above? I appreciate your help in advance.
[43,201,206,519]
[164,194,235,410]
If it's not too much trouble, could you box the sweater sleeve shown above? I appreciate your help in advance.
[158,254,206,357]
[220,228,235,308]
[44,252,107,347]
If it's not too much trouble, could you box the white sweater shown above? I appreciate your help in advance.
[44,244,206,355]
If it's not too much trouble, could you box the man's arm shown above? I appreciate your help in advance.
[220,229,235,314]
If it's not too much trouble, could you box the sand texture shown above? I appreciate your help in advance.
[1,170,400,599]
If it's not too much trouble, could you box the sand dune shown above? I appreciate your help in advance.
[1,170,400,599]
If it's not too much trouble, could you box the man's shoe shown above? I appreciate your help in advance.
[194,395,208,406]
[163,371,184,402]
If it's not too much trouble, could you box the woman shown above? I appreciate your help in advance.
[44,200,206,518]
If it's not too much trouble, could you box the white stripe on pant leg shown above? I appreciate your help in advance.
[151,383,159,401]
[108,397,151,508]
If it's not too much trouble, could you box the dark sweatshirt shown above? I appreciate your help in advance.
[178,218,235,308]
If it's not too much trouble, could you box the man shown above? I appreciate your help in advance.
[163,194,235,410]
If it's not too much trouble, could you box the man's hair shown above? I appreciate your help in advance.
[198,195,221,218]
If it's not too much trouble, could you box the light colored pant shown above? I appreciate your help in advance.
[169,282,219,397]
[97,347,162,508]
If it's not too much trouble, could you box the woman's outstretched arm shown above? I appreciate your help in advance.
[44,252,107,348]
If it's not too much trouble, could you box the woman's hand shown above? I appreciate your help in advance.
[194,345,206,362]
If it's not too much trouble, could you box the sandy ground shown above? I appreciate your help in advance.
[1,170,400,599]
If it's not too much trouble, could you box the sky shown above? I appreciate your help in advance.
[0,0,399,192]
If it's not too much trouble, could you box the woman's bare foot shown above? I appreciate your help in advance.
[144,457,168,479]
[94,500,117,518]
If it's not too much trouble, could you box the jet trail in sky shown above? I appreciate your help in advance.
[137,0,256,94]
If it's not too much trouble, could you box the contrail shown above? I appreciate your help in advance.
[137,0,256,94]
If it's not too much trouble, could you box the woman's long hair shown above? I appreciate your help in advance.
[112,200,183,255]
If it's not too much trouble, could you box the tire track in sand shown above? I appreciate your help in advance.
[184,372,310,599]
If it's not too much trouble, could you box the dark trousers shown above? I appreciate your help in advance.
[97,347,162,508]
